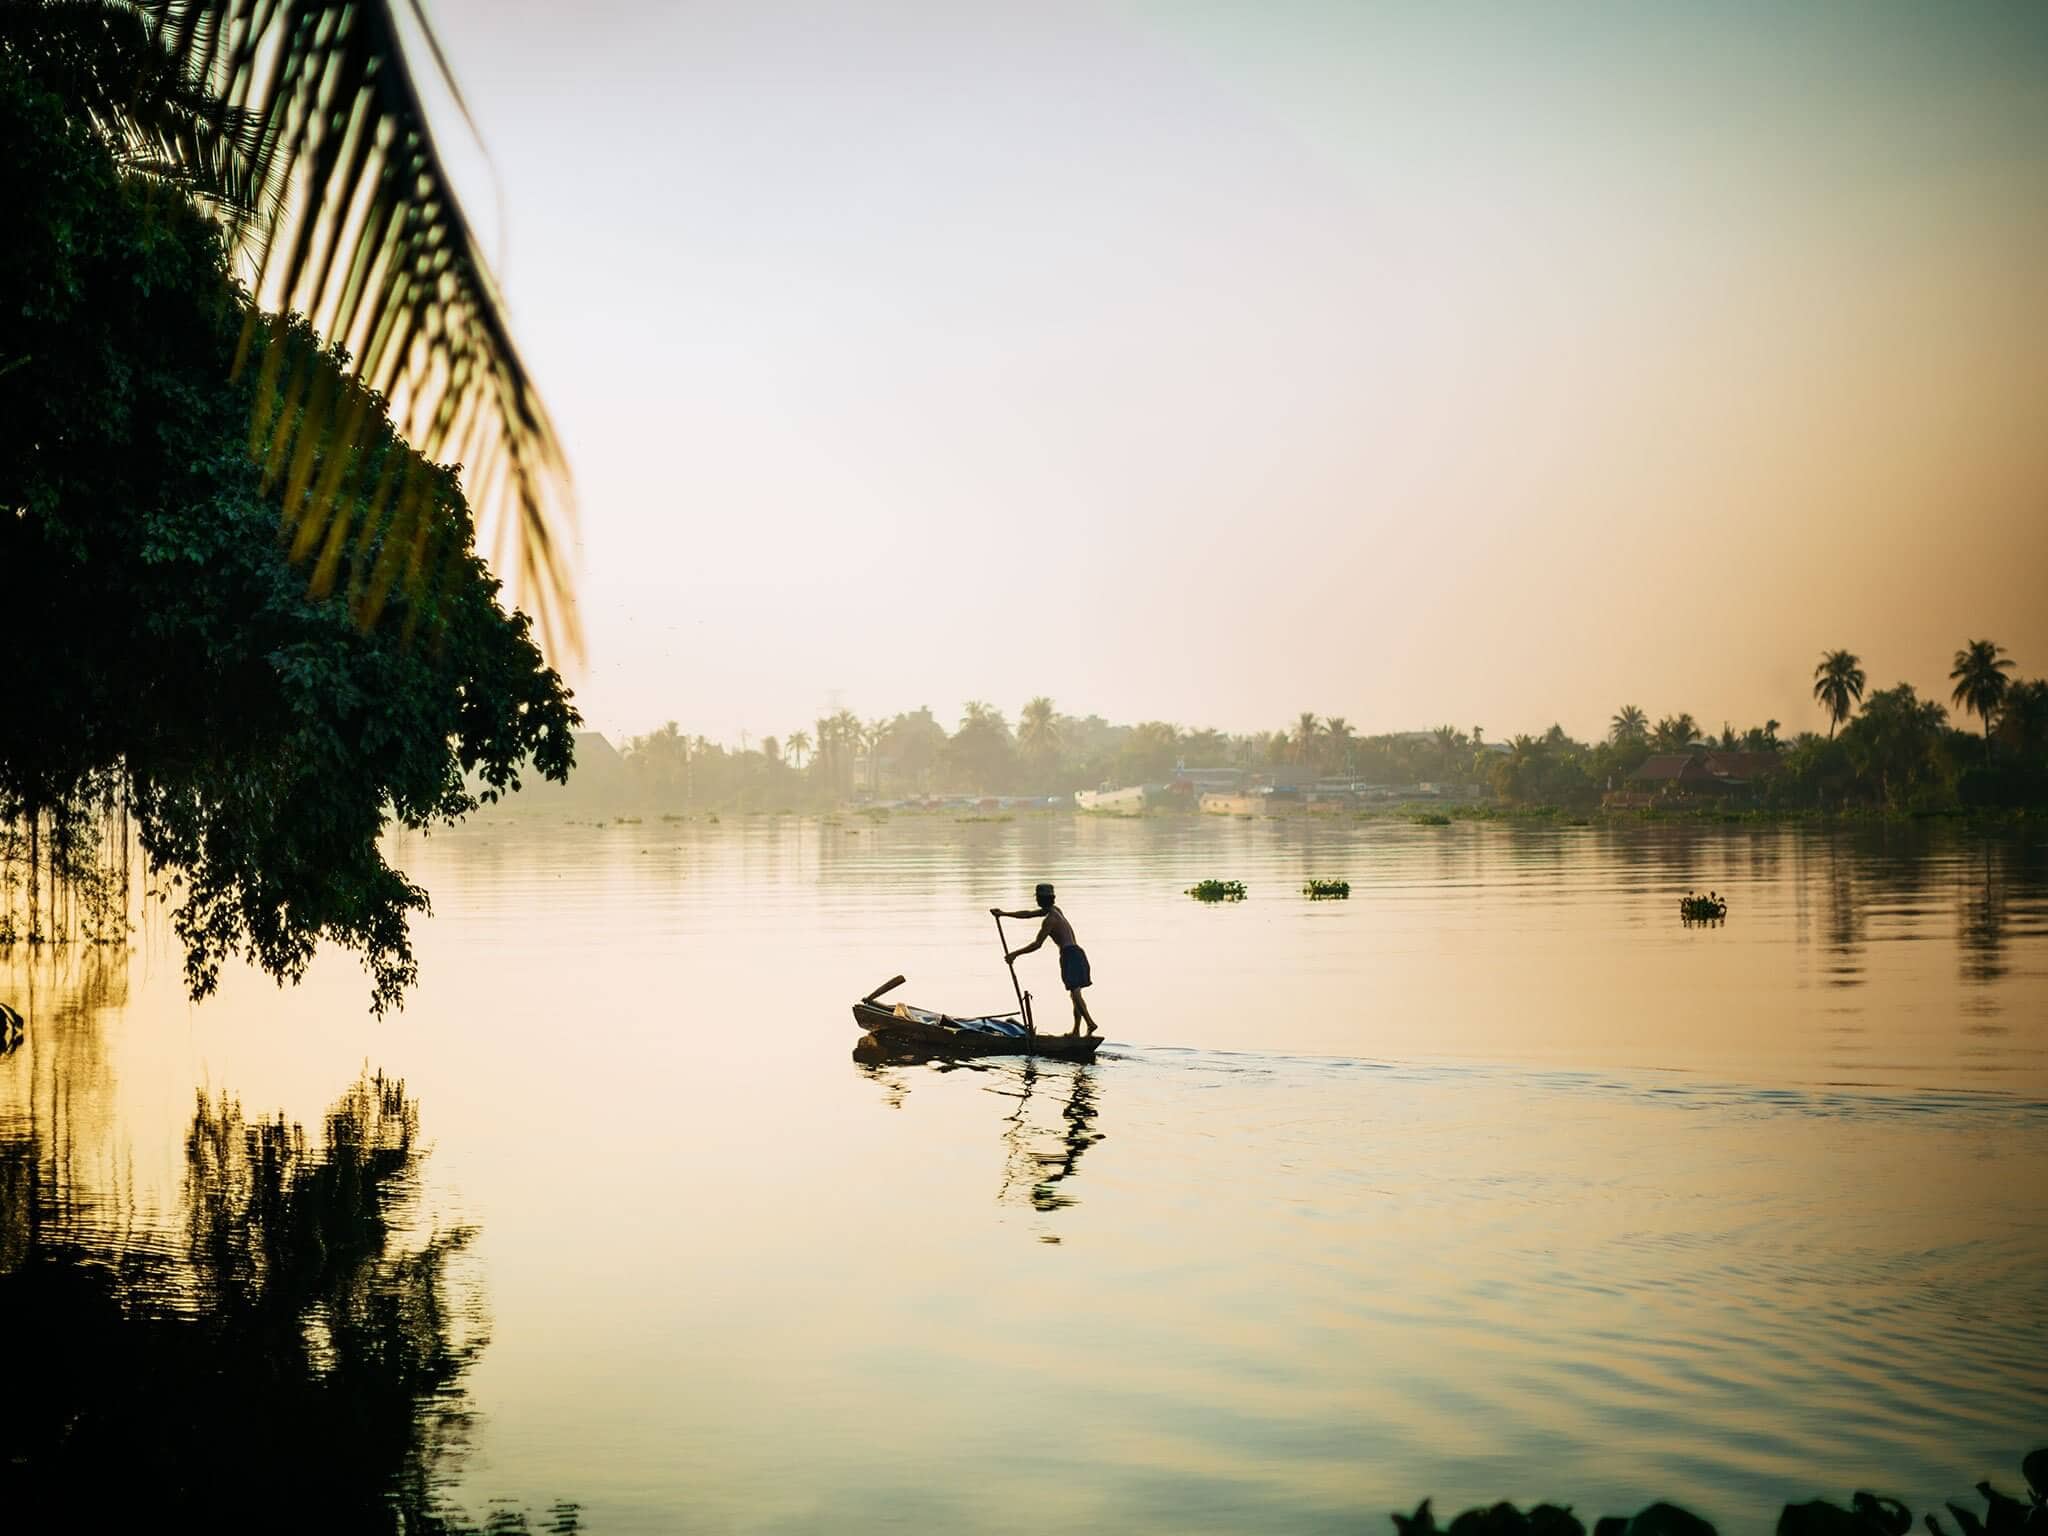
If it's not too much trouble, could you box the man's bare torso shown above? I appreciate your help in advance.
[1041,905,1077,948]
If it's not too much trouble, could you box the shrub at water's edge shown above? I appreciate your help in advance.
[1390,1444,2046,1535]
[0,74,576,1013]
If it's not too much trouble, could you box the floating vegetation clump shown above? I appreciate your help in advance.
[660,813,688,822]
[1679,892,1727,923]
[1412,812,1451,827]
[1187,879,1247,902]
[613,816,642,825]
[955,814,1014,824]
[1302,878,1350,900]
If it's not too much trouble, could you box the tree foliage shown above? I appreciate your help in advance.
[1813,650,1867,738]
[1950,639,2014,737]
[0,0,578,649]
[0,70,576,1011]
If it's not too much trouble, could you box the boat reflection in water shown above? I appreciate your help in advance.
[854,1037,1105,1224]
[0,1068,579,1535]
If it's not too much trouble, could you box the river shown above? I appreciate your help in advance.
[3,812,2044,1530]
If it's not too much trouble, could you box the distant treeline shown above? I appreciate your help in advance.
[554,641,2046,814]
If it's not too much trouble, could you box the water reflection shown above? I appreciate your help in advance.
[1958,858,2009,989]
[856,1052,1106,1224]
[0,1069,578,1534]
[1819,839,1869,989]
[997,1057,1103,1217]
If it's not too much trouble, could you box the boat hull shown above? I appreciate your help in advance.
[851,1002,1104,1061]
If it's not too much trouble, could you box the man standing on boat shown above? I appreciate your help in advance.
[994,884,1101,1037]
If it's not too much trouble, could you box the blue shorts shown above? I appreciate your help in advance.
[1059,944,1092,991]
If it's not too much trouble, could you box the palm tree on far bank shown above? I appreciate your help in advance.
[1291,712,1322,767]
[1949,639,2015,738]
[1324,716,1356,775]
[785,729,811,772]
[864,719,889,794]
[1018,696,1061,757]
[1813,650,1866,737]
[1609,705,1647,745]
[1650,713,1700,752]
[1997,678,2048,756]
[830,709,863,796]
[1018,696,1061,791]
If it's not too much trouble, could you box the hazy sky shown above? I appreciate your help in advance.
[429,0,2048,745]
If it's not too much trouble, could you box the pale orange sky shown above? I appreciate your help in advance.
[429,0,2048,745]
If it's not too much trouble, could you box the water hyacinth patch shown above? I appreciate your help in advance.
[1303,878,1350,899]
[1187,880,1248,902]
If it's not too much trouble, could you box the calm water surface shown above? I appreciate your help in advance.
[4,814,2046,1529]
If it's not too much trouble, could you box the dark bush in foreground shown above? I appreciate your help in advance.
[1390,1445,2046,1535]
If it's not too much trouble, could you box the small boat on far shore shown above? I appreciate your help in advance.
[851,977,1104,1062]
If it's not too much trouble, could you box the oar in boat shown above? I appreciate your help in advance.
[992,912,1034,1033]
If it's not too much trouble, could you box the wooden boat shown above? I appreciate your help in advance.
[851,976,1104,1062]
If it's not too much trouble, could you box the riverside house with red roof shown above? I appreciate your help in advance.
[1603,749,1784,808]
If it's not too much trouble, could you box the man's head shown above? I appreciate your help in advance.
[1034,883,1055,910]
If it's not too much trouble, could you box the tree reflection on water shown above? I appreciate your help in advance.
[0,1071,577,1534]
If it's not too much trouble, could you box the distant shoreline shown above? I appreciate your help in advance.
[466,797,2044,830]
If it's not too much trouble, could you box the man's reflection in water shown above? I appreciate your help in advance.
[997,1057,1103,1214]
[855,1045,1104,1220]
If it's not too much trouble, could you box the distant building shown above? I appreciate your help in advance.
[1612,749,1783,806]
[1629,753,1720,790]
[1170,763,1245,793]
[1699,751,1784,786]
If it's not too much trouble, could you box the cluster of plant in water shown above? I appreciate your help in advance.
[1187,879,1248,902]
[1679,891,1728,922]
[1413,812,1453,826]
[1303,878,1351,899]
[1389,1444,2045,1536]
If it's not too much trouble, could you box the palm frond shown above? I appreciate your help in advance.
[19,0,578,656]
[1,1,274,216]
[193,0,576,656]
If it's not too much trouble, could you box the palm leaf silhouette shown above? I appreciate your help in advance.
[9,0,578,655]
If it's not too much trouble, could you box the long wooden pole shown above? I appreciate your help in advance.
[993,912,1032,1032]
